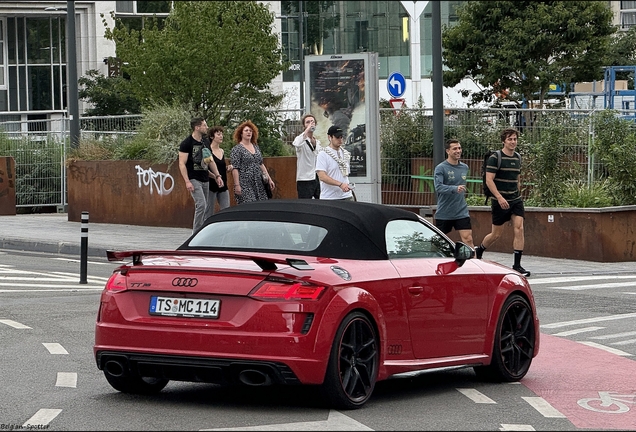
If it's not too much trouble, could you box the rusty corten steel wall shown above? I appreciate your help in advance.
[68,157,298,228]
[0,157,16,216]
[67,158,636,261]
[440,206,636,262]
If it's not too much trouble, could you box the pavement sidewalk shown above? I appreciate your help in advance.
[1,213,634,277]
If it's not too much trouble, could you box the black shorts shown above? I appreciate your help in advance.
[492,199,525,226]
[435,217,472,234]
[296,176,320,199]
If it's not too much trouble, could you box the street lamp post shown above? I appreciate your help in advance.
[46,2,80,148]
[66,1,80,148]
[298,1,304,111]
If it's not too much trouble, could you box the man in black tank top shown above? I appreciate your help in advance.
[474,128,530,277]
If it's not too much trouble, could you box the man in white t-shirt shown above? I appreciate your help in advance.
[291,114,321,199]
[316,125,354,200]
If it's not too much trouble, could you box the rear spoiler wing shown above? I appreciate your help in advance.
[106,250,314,271]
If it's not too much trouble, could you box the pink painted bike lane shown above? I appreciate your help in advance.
[522,333,636,430]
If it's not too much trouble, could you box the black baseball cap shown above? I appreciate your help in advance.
[327,125,344,138]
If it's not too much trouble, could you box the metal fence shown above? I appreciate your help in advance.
[1,107,630,209]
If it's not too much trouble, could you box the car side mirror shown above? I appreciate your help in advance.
[454,242,474,266]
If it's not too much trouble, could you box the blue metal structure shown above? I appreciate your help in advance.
[604,65,636,120]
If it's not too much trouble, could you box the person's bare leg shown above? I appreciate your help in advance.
[457,229,474,248]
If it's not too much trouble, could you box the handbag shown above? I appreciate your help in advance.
[262,174,273,199]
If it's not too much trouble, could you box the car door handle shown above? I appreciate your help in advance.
[408,286,424,295]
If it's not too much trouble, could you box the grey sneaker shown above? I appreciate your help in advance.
[513,265,531,277]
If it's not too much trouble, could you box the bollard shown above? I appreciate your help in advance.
[80,211,88,284]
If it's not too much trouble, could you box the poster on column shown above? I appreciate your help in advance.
[305,53,381,203]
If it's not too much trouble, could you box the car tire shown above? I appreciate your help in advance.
[104,372,169,395]
[474,294,536,382]
[321,311,379,410]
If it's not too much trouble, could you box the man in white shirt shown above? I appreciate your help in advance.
[316,125,354,200]
[292,114,321,199]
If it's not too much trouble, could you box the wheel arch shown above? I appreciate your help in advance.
[484,277,540,361]
[312,287,386,379]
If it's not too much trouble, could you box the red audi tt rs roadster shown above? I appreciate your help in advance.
[94,199,540,409]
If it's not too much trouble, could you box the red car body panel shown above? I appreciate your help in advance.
[94,200,539,408]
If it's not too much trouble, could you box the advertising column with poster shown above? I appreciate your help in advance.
[304,53,381,203]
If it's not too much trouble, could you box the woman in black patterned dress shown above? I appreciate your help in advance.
[230,120,275,204]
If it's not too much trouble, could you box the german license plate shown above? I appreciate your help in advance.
[149,296,220,318]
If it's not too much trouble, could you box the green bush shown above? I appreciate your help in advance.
[0,131,64,208]
[561,179,614,207]
[590,110,636,205]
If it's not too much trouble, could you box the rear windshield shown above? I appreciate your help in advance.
[187,221,328,252]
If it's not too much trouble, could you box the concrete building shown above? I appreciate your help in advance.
[0,1,628,124]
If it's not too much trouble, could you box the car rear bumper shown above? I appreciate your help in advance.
[95,350,302,386]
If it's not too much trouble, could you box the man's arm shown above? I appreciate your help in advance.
[486,171,509,208]
[178,151,193,192]
[433,164,460,195]
[317,170,352,192]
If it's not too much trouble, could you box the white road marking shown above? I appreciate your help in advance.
[456,388,497,403]
[611,338,636,346]
[51,271,109,281]
[201,410,373,431]
[51,258,112,266]
[499,424,535,431]
[531,275,636,285]
[522,397,566,418]
[548,282,636,291]
[541,312,636,329]
[0,319,31,329]
[551,326,605,336]
[0,288,102,293]
[42,343,68,355]
[579,341,632,356]
[589,331,636,340]
[55,372,77,388]
[22,408,62,427]
[0,278,105,284]
[0,282,103,288]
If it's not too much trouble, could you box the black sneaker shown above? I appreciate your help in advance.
[512,265,531,277]
[475,246,484,259]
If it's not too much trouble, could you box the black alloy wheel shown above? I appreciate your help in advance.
[475,294,536,381]
[322,311,379,410]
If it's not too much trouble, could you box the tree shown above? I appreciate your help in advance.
[78,69,142,116]
[605,26,636,67]
[102,1,286,124]
[442,1,615,107]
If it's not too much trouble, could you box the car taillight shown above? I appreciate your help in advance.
[105,272,128,292]
[251,281,325,301]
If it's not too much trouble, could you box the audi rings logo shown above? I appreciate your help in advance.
[172,277,198,287]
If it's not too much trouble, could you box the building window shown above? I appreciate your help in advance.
[420,1,465,77]
[0,19,6,88]
[116,1,172,15]
[5,16,66,112]
[622,11,636,28]
[115,1,171,34]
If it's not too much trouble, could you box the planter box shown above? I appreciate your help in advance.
[433,205,636,262]
[67,157,298,228]
[0,156,16,215]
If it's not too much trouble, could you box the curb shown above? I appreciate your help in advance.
[0,239,109,258]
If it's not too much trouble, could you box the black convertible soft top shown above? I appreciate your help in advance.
[180,199,421,260]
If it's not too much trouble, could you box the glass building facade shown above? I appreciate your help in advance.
[0,0,627,121]
[279,1,463,82]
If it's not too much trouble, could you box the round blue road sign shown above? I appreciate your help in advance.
[387,72,406,98]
